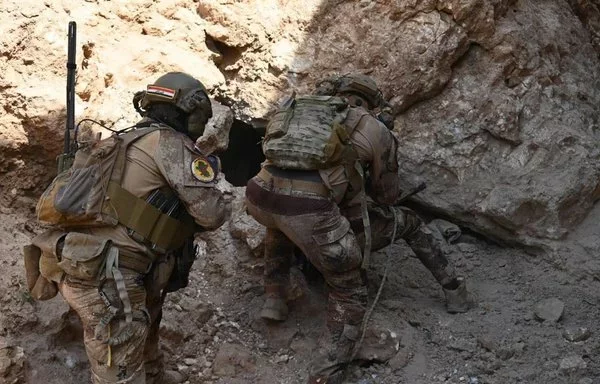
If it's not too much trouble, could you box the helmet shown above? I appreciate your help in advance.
[133,72,213,139]
[315,74,383,109]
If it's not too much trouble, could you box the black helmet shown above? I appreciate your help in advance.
[133,72,213,139]
[315,74,384,109]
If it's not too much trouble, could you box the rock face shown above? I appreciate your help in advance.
[0,0,232,203]
[393,1,600,247]
[1,0,599,246]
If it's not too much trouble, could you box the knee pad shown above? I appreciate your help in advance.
[395,207,423,238]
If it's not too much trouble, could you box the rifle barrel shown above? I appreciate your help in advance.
[65,21,77,154]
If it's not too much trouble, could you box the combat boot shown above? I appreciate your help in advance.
[444,277,474,314]
[308,324,359,384]
[260,285,288,321]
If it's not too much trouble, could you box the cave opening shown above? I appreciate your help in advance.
[219,119,265,186]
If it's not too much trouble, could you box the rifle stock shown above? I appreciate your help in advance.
[57,21,77,173]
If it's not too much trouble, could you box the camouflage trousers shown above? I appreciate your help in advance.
[341,202,457,287]
[58,252,175,384]
[246,178,368,332]
[246,176,460,381]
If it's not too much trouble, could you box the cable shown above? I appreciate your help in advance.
[73,119,137,146]
[350,207,398,361]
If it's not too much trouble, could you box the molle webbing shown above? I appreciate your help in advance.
[106,181,195,252]
[108,124,195,252]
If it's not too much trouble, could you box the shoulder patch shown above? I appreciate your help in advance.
[191,157,216,183]
[182,140,220,187]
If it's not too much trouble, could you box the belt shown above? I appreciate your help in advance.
[264,165,323,182]
[256,168,331,197]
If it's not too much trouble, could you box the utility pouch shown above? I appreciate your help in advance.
[57,233,112,280]
[23,244,58,301]
[23,244,42,292]
[28,229,68,289]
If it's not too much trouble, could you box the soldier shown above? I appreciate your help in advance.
[245,74,473,383]
[26,72,228,383]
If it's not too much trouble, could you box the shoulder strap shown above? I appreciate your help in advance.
[111,124,172,185]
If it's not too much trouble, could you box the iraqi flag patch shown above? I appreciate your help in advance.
[147,85,177,100]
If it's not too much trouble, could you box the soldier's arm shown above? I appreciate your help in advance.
[154,130,228,230]
[360,118,402,205]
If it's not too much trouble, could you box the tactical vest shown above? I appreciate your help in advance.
[36,124,196,253]
[263,95,359,171]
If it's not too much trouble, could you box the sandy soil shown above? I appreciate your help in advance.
[1,197,598,384]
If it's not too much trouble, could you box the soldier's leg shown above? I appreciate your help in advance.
[260,228,295,321]
[393,207,457,286]
[346,203,457,285]
[298,211,367,383]
[59,270,150,384]
[143,254,184,384]
[395,207,473,313]
[246,196,295,322]
[342,203,403,251]
[345,203,472,313]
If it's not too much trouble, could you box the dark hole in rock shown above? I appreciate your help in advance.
[220,119,265,186]
[205,33,245,71]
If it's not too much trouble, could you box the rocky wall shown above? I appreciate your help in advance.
[0,0,598,247]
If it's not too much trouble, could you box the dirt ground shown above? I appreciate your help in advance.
[0,191,598,384]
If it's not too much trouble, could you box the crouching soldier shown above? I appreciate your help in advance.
[245,74,473,383]
[24,72,228,383]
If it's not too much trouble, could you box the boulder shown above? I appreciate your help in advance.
[229,187,266,257]
[195,101,235,156]
[563,327,591,343]
[559,355,587,373]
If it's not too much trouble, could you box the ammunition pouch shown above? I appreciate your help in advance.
[23,244,58,301]
[109,183,196,253]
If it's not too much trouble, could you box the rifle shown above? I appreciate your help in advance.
[395,181,427,205]
[57,21,77,173]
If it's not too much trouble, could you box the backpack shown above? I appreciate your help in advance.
[262,95,359,170]
[36,126,166,228]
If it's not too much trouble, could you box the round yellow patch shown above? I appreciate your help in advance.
[191,157,216,182]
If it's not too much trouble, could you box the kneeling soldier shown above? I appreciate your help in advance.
[246,74,473,383]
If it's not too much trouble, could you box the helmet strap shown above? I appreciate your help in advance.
[132,91,147,117]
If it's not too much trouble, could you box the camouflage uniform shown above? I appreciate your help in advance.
[58,128,227,383]
[31,73,227,384]
[247,78,470,383]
